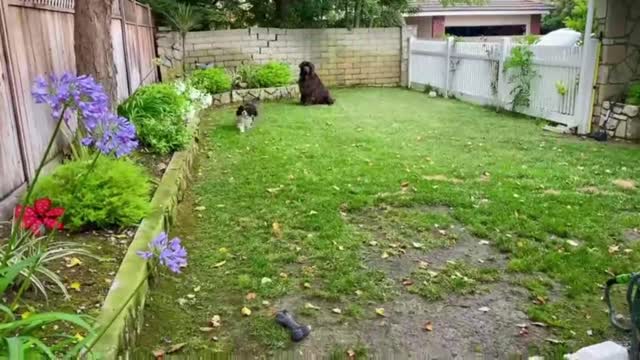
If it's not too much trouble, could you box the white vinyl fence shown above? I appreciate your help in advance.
[408,37,599,133]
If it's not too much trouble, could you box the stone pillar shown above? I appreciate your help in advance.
[432,16,445,39]
[530,15,541,35]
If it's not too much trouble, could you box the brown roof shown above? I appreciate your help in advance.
[410,0,553,13]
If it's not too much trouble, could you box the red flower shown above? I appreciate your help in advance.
[14,198,64,235]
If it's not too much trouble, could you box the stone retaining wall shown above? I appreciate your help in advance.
[157,27,409,87]
[599,101,640,140]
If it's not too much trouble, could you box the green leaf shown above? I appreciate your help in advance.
[19,336,55,359]
[5,337,25,360]
[0,304,15,320]
[0,312,93,334]
[0,256,37,295]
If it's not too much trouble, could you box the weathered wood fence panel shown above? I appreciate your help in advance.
[0,0,158,219]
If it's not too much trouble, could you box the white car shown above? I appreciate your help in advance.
[535,28,582,46]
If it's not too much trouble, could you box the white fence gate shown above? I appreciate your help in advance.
[408,37,599,134]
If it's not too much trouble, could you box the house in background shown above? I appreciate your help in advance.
[405,0,554,39]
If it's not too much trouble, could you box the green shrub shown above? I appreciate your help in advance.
[253,62,292,88]
[118,83,189,155]
[235,63,260,88]
[31,157,151,231]
[190,67,232,94]
[627,82,640,105]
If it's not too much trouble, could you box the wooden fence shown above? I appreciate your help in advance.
[0,0,158,218]
[408,37,599,133]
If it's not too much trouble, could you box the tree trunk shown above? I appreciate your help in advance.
[275,0,293,27]
[354,0,362,28]
[74,0,116,103]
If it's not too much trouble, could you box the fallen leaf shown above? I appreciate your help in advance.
[187,294,196,299]
[375,308,386,317]
[69,282,81,292]
[261,277,272,285]
[402,279,414,286]
[73,333,84,342]
[166,343,187,354]
[423,321,433,332]
[303,282,311,289]
[193,286,201,292]
[381,252,390,259]
[331,308,342,314]
[587,329,593,336]
[213,260,227,268]
[369,241,378,246]
[279,272,288,279]
[246,292,257,301]
[612,179,636,190]
[199,327,215,332]
[262,300,270,306]
[609,244,621,254]
[545,338,565,344]
[534,296,546,305]
[332,185,341,191]
[418,261,429,269]
[566,240,579,247]
[65,257,83,268]
[355,290,363,297]
[194,206,206,212]
[478,240,490,246]
[241,307,252,316]
[272,222,283,238]
[412,242,424,249]
[531,322,547,327]
[347,349,356,359]
[210,315,221,327]
[308,210,318,215]
[177,298,188,306]
[478,306,490,313]
[152,349,165,359]
[21,311,32,320]
[305,303,321,310]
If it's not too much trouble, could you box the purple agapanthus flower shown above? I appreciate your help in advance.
[32,73,109,124]
[82,112,138,157]
[136,232,188,274]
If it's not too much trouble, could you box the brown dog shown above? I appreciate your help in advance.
[298,61,334,106]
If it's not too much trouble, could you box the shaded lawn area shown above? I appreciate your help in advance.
[137,88,640,356]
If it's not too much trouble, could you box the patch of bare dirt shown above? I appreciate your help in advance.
[423,175,464,184]
[266,205,549,358]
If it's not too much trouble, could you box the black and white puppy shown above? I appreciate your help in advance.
[235,102,258,133]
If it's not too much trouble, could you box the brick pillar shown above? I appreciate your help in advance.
[530,14,541,35]
[432,16,445,39]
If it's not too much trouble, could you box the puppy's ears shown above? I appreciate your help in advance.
[236,105,245,116]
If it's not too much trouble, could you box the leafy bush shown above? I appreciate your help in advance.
[31,157,151,231]
[233,63,260,89]
[118,83,189,155]
[627,82,640,105]
[190,67,232,94]
[253,62,292,88]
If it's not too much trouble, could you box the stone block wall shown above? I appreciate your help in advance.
[592,0,640,124]
[599,101,640,140]
[157,27,408,87]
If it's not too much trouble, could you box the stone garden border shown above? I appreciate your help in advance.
[90,84,300,358]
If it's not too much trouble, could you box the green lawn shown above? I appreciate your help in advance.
[138,88,640,356]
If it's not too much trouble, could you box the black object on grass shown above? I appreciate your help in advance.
[275,310,311,342]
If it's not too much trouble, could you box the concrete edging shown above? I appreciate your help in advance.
[91,114,201,359]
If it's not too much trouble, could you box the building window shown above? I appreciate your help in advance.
[445,25,526,37]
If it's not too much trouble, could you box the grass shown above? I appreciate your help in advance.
[139,88,640,355]
[407,261,501,301]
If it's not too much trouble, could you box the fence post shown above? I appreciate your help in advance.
[576,38,599,134]
[407,36,413,89]
[497,37,509,108]
[444,36,452,97]
[118,0,132,96]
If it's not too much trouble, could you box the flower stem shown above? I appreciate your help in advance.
[2,107,67,268]
[83,274,148,355]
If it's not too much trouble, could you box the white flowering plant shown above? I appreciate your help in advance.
[173,80,213,121]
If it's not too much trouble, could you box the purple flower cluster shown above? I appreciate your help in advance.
[82,113,138,158]
[137,232,188,274]
[32,73,138,157]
